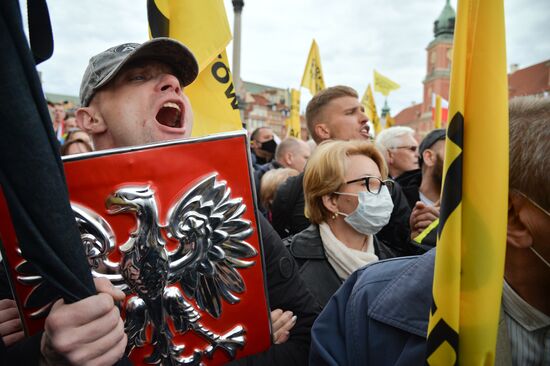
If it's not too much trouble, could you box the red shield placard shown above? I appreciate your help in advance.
[0,131,271,365]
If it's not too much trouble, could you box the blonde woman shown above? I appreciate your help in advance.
[289,140,396,307]
[260,168,300,221]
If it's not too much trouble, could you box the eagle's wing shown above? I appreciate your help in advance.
[72,204,126,290]
[15,204,126,318]
[166,174,257,318]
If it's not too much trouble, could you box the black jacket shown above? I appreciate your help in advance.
[288,225,396,308]
[272,174,419,256]
[270,173,309,238]
[395,169,422,209]
[229,216,321,365]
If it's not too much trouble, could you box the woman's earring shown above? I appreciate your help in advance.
[331,212,338,220]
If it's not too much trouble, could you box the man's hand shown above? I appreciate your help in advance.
[410,201,440,239]
[40,278,127,366]
[271,309,297,345]
[0,299,24,347]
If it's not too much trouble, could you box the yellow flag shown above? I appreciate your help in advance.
[385,114,395,128]
[360,84,381,134]
[426,0,509,364]
[435,94,442,129]
[373,70,400,96]
[148,0,242,137]
[300,40,325,95]
[286,89,301,138]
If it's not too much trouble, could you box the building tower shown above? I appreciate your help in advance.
[422,0,455,116]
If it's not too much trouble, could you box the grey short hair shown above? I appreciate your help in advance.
[509,96,550,211]
[375,126,416,157]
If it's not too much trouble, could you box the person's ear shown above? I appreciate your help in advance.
[314,123,331,142]
[423,149,435,167]
[386,149,394,165]
[284,152,294,167]
[76,107,106,134]
[322,193,339,217]
[507,193,534,249]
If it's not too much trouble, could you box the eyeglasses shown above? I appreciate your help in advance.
[345,176,395,194]
[389,145,418,153]
[514,190,550,217]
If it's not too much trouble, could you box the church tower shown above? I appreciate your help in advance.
[422,0,455,115]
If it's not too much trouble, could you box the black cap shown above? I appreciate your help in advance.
[419,128,446,166]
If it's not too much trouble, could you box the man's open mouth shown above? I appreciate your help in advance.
[156,102,182,128]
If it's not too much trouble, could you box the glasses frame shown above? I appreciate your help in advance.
[389,145,418,153]
[344,176,395,195]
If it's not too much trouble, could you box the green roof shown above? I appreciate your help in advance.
[434,0,456,39]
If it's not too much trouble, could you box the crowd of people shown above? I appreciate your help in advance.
[1,36,548,366]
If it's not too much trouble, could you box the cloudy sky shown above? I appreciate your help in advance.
[33,0,549,114]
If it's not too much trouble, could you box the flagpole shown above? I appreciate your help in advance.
[231,0,244,96]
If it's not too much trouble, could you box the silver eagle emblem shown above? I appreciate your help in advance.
[16,174,258,365]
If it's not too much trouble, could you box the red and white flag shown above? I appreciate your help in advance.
[431,93,449,128]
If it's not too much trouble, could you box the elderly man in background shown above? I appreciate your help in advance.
[375,126,420,181]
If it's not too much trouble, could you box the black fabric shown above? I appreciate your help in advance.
[27,0,53,64]
[228,215,321,365]
[0,332,43,366]
[395,169,437,253]
[0,2,132,365]
[253,160,283,214]
[270,173,309,238]
[272,173,419,255]
[0,0,94,304]
[251,150,269,170]
[289,224,396,308]
[416,224,438,252]
[377,182,419,256]
[0,260,13,300]
[396,169,423,209]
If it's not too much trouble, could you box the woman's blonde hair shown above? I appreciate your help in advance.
[260,168,300,210]
[303,140,387,224]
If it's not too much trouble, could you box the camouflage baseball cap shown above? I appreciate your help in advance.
[79,37,198,107]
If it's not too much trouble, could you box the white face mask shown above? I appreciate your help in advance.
[335,186,394,235]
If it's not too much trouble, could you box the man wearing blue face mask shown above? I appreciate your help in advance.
[287,140,398,308]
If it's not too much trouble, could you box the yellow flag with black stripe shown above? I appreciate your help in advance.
[147,0,242,137]
[426,0,509,364]
[373,70,400,96]
[286,89,301,138]
[361,84,381,134]
[301,40,325,96]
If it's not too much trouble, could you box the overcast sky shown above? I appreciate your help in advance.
[33,0,549,114]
